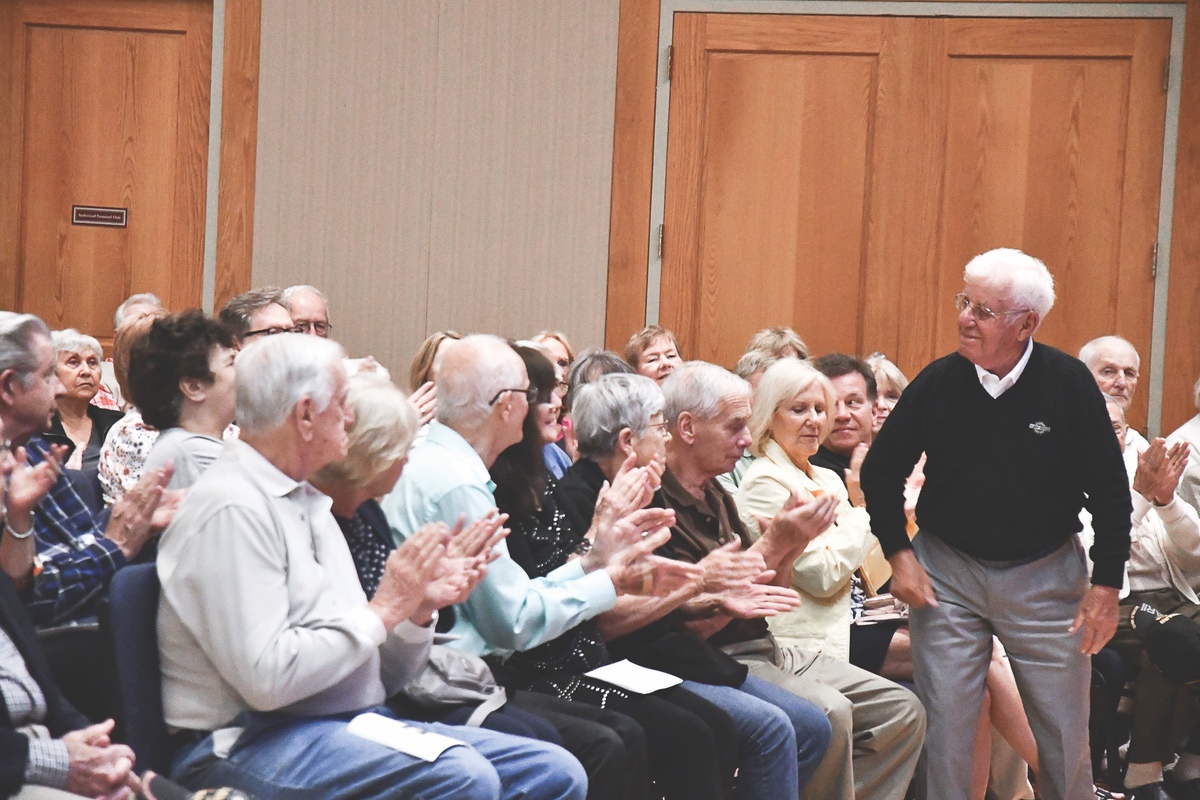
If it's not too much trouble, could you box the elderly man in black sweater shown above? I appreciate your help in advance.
[861,248,1132,800]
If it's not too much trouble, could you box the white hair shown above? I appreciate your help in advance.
[314,371,418,487]
[574,373,664,459]
[435,334,524,428]
[235,333,345,434]
[50,329,102,361]
[963,248,1056,318]
[0,313,50,389]
[1079,335,1140,371]
[113,293,163,329]
[281,284,328,309]
[662,361,751,425]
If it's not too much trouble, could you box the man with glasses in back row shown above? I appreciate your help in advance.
[861,248,1133,800]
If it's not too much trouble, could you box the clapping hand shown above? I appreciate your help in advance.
[1134,438,1190,506]
[698,540,767,593]
[718,572,802,618]
[409,382,438,427]
[369,523,449,629]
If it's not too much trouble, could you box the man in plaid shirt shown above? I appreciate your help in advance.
[0,313,178,627]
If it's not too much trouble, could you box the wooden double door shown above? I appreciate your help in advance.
[0,0,213,348]
[660,13,1170,430]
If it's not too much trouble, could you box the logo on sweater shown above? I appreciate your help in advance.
[1028,421,1051,435]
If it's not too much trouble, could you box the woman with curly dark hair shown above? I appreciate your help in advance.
[127,310,237,490]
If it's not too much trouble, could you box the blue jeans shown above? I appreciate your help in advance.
[171,707,587,800]
[682,674,832,798]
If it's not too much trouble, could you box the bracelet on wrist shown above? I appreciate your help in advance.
[4,517,34,540]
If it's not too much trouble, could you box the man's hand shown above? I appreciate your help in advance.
[413,556,489,625]
[105,465,174,559]
[409,382,438,427]
[887,549,937,608]
[609,529,705,597]
[698,541,767,593]
[845,443,869,508]
[5,444,65,527]
[444,511,509,563]
[62,720,136,799]
[581,507,675,574]
[718,576,802,618]
[1134,439,1189,506]
[1070,584,1120,655]
[369,523,449,629]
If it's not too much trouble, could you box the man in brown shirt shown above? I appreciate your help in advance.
[662,361,925,800]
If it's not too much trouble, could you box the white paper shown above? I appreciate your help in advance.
[347,712,465,762]
[585,659,683,694]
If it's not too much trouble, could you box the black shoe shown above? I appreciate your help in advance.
[1129,783,1172,800]
[1164,772,1200,800]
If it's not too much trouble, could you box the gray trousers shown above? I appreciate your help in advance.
[727,636,926,800]
[910,532,1092,800]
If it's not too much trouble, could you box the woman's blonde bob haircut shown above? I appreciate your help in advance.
[748,358,837,458]
[315,371,419,489]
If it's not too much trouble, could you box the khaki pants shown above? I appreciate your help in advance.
[726,636,926,800]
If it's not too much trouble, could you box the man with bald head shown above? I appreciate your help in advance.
[1081,335,1147,470]
[383,334,694,800]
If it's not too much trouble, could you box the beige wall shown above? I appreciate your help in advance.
[252,0,619,381]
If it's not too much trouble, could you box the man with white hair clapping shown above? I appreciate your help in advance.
[862,248,1133,800]
[157,333,586,800]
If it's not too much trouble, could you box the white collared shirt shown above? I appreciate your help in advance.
[974,338,1034,399]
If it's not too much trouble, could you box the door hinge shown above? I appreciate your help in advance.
[657,224,664,259]
[1163,59,1170,93]
[1152,241,1159,279]
[664,45,673,84]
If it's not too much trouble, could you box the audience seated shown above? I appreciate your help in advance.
[657,361,925,800]
[0,313,179,627]
[624,326,683,384]
[714,350,781,494]
[408,330,463,429]
[1081,336,1147,471]
[128,312,238,491]
[745,326,810,360]
[280,285,331,338]
[45,330,123,475]
[1086,399,1200,799]
[95,293,165,412]
[558,371,835,797]
[157,333,586,800]
[216,288,295,342]
[97,313,166,506]
[864,353,908,435]
[493,345,739,800]
[384,334,714,800]
[1167,375,1200,516]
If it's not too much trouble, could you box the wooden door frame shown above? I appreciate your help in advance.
[607,0,1200,436]
[211,0,260,312]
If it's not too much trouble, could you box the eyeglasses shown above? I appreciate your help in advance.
[646,421,670,434]
[243,325,303,338]
[953,293,1030,323]
[293,320,333,337]
[553,380,569,397]
[489,386,538,406]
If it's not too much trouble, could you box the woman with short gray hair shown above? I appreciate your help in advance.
[47,329,123,472]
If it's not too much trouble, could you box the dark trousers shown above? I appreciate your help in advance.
[1112,587,1200,765]
[506,690,651,800]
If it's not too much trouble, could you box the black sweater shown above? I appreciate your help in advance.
[860,343,1131,588]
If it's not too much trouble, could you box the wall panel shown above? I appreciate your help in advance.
[252,0,619,377]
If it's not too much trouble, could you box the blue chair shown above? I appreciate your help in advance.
[104,563,175,775]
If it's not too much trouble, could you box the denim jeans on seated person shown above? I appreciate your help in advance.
[171,707,587,800]
[682,674,833,798]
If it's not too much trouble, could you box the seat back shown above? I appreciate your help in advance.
[105,563,175,774]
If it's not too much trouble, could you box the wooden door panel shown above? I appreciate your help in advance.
[1,0,211,346]
[662,14,883,367]
[661,13,1169,430]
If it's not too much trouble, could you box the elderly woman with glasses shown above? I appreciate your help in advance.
[46,330,124,473]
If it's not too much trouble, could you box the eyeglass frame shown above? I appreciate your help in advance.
[293,320,333,336]
[953,293,1031,324]
[489,386,538,406]
[243,325,304,338]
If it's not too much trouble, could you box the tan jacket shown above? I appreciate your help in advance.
[735,439,876,660]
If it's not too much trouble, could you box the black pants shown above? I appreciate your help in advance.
[506,689,652,800]
[529,685,737,800]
